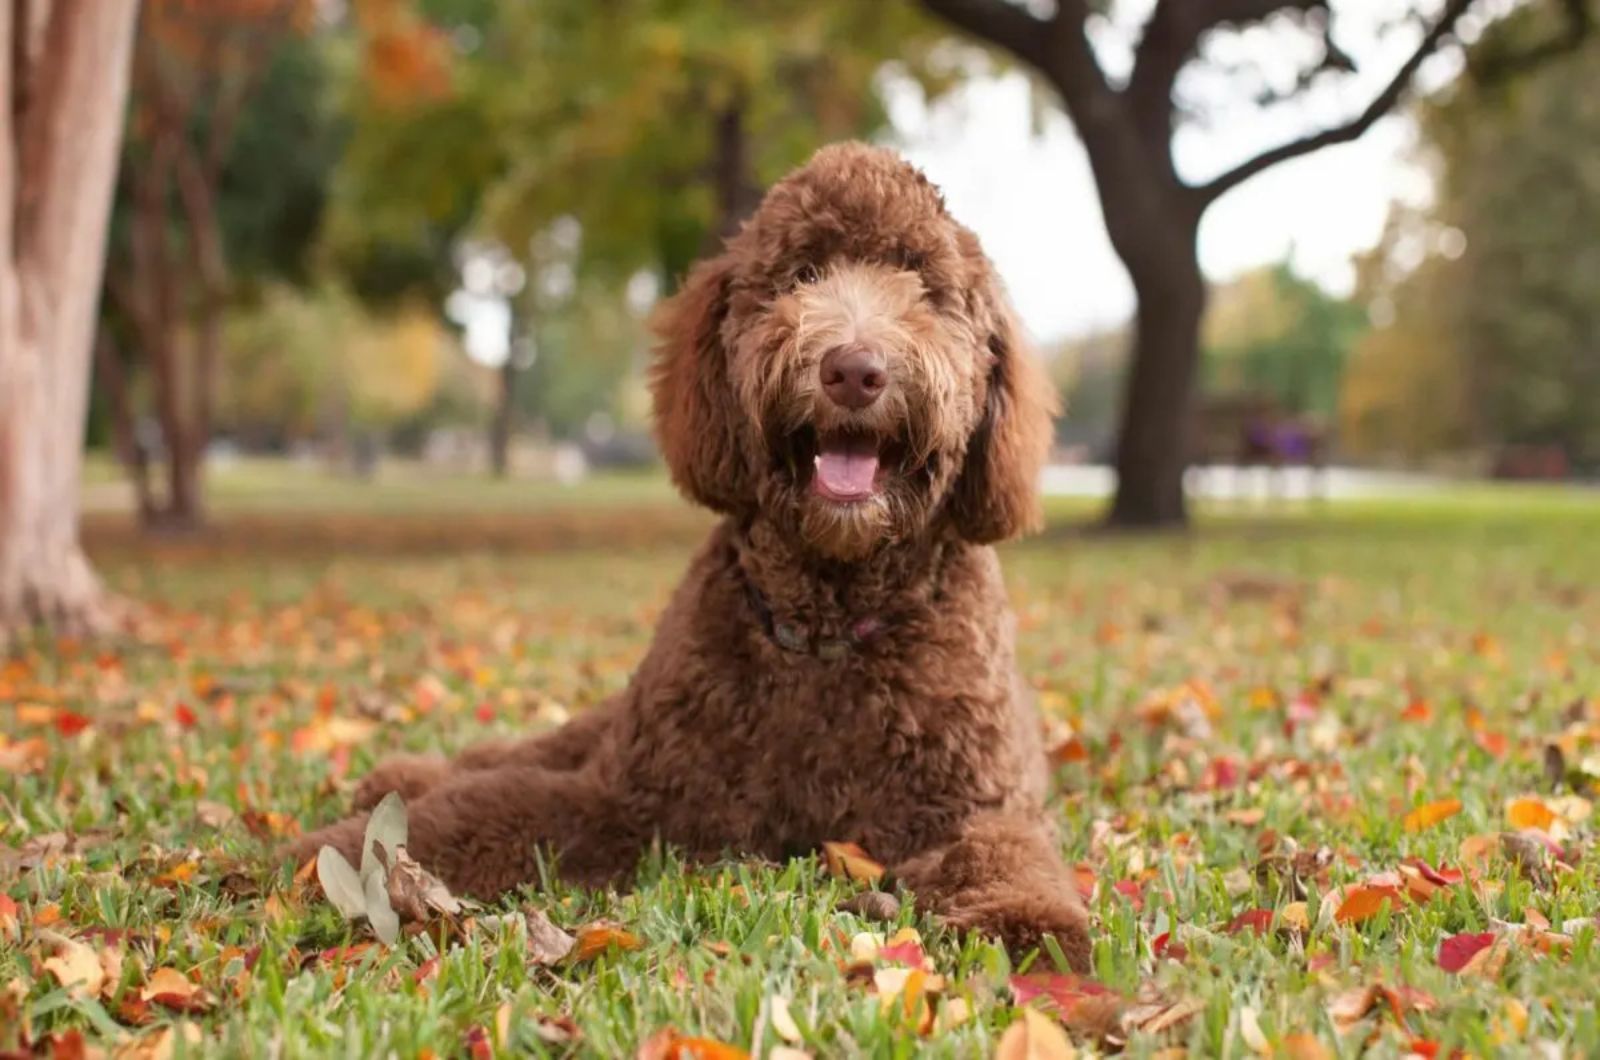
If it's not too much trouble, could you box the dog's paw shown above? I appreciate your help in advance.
[943,891,1091,972]
[351,754,450,812]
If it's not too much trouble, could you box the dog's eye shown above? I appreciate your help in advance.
[794,263,820,286]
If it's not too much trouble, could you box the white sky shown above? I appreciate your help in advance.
[886,1,1492,342]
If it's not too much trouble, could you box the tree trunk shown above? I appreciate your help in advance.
[490,353,515,478]
[0,1,140,640]
[702,96,762,255]
[94,330,156,521]
[1106,230,1207,530]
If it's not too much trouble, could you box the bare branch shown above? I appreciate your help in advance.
[917,0,1051,71]
[1128,1,1332,143]
[1198,0,1477,204]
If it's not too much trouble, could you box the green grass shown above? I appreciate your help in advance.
[5,470,1600,1057]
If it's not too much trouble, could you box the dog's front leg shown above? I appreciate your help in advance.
[894,810,1091,973]
[292,764,644,898]
[351,699,621,811]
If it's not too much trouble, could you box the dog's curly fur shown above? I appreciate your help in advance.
[290,143,1088,969]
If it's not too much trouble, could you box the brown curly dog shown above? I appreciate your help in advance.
[290,142,1088,970]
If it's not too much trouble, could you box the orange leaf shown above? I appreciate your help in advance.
[1334,886,1397,924]
[1402,798,1462,833]
[636,1027,750,1060]
[821,841,885,883]
[1507,798,1556,832]
[571,921,642,961]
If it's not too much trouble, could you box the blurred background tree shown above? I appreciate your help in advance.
[1340,3,1600,473]
[57,0,1598,558]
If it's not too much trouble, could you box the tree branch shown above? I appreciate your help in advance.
[1198,0,1477,203]
[917,0,1051,71]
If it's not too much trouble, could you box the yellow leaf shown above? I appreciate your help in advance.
[1402,798,1462,832]
[995,1007,1076,1060]
[822,841,885,883]
[1280,902,1310,933]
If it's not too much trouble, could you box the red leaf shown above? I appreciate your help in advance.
[1113,880,1144,909]
[1226,908,1274,936]
[175,703,198,729]
[877,938,926,968]
[1009,972,1115,1014]
[54,711,92,737]
[1152,932,1189,962]
[1438,932,1495,973]
[474,702,494,724]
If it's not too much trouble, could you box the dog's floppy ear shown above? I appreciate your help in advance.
[948,254,1060,543]
[650,255,749,513]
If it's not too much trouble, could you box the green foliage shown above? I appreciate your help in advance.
[222,285,484,441]
[1355,8,1600,466]
[1203,264,1366,419]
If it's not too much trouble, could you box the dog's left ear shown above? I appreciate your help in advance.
[649,255,751,514]
[948,252,1060,544]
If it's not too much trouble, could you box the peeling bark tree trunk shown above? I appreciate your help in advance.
[0,1,140,640]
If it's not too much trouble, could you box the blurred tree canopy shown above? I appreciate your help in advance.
[325,0,962,298]
[1203,264,1365,420]
[1341,5,1600,468]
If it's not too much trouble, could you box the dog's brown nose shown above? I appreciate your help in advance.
[819,345,887,410]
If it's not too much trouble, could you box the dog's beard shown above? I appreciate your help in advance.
[757,424,947,561]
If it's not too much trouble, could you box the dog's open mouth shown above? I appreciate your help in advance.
[788,427,905,504]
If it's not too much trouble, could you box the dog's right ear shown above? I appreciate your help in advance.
[649,256,749,513]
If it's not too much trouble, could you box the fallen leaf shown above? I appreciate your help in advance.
[315,846,367,919]
[995,1006,1076,1060]
[140,967,214,1013]
[1226,909,1274,936]
[769,995,802,1043]
[1278,1033,1333,1060]
[1437,932,1495,973]
[1333,886,1398,925]
[42,935,105,1000]
[572,920,642,961]
[1402,798,1462,833]
[385,847,461,923]
[1507,797,1556,833]
[635,1027,750,1060]
[821,841,885,883]
[525,908,576,964]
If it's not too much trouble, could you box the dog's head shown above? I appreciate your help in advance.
[651,142,1058,560]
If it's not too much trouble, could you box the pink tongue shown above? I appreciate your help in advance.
[814,442,880,500]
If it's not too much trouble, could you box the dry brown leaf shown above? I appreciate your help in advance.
[525,907,576,964]
[385,846,461,923]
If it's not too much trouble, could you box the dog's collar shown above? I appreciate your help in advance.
[743,580,883,659]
